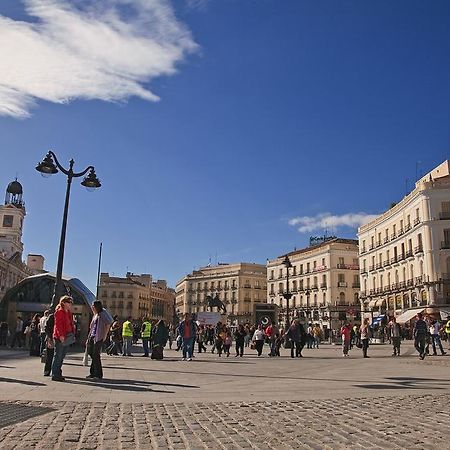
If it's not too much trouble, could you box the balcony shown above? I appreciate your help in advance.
[376,241,382,248]
[243,284,251,289]
[337,263,359,270]
[369,244,375,250]
[338,281,348,288]
[369,265,375,272]
[269,291,275,296]
[405,250,414,258]
[414,217,420,226]
[383,237,389,244]
[320,283,327,289]
[360,269,368,275]
[390,233,397,240]
[375,262,382,270]
[415,276,423,285]
[441,241,450,250]
[360,247,367,254]
[439,212,450,220]
[397,228,404,236]
[311,284,319,290]
[369,289,375,295]
[405,223,412,232]
[414,245,423,254]
[383,260,390,267]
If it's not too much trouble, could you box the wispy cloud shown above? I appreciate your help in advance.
[186,0,210,11]
[288,212,378,234]
[0,0,197,118]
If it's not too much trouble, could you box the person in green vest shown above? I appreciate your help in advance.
[445,315,450,350]
[121,316,134,357]
[140,317,152,357]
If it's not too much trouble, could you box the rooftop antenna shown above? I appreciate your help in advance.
[416,161,422,181]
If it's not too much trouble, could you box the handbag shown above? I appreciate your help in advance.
[41,348,47,364]
[82,345,90,366]
[62,332,76,347]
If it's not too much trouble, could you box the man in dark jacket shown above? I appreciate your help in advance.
[286,319,305,358]
[413,312,428,360]
[43,313,55,376]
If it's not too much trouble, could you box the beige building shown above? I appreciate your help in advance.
[267,238,360,331]
[176,263,267,324]
[0,180,44,303]
[358,160,450,319]
[99,272,174,323]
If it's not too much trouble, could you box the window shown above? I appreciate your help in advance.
[339,257,344,266]
[299,264,303,274]
[2,215,13,227]
[353,258,358,265]
[270,270,274,279]
[292,266,297,275]
[306,263,310,273]
[279,268,283,278]
[338,274,345,283]
[322,258,325,266]
[313,260,317,268]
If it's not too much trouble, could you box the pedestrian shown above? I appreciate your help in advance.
[445,315,450,349]
[0,321,8,346]
[413,312,428,360]
[51,296,76,382]
[178,313,196,361]
[140,317,152,357]
[215,325,225,357]
[29,314,41,356]
[196,326,207,353]
[86,300,112,381]
[244,326,251,348]
[10,316,23,348]
[39,310,50,355]
[285,319,305,358]
[313,324,322,349]
[340,322,351,357]
[265,321,279,357]
[306,323,314,349]
[151,319,169,360]
[223,330,232,357]
[168,325,174,350]
[234,324,246,357]
[360,318,371,358]
[43,312,55,377]
[252,324,265,356]
[275,331,284,356]
[429,318,446,356]
[107,316,122,355]
[122,316,134,356]
[387,316,402,356]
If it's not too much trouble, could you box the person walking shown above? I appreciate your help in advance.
[43,312,55,377]
[360,318,371,358]
[340,322,351,357]
[252,324,265,356]
[151,319,169,360]
[29,314,41,356]
[413,312,428,360]
[196,326,207,353]
[265,321,279,357]
[140,317,152,357]
[10,316,23,348]
[388,316,402,356]
[178,313,196,361]
[286,319,304,358]
[234,324,246,357]
[306,323,314,349]
[51,296,76,382]
[313,324,322,349]
[86,301,112,380]
[444,315,450,351]
[429,318,446,356]
[122,316,134,356]
[38,310,50,355]
[107,316,122,355]
[223,331,232,357]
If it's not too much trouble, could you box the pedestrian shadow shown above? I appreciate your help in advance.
[0,365,15,369]
[0,376,46,386]
[355,377,450,390]
[65,376,199,394]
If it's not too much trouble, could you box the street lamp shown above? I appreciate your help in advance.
[305,288,311,322]
[36,151,101,308]
[282,255,292,329]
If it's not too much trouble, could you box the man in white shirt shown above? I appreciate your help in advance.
[10,316,24,348]
[39,310,50,355]
[429,319,446,356]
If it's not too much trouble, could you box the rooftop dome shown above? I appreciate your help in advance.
[6,179,23,195]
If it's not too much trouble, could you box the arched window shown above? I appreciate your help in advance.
[339,292,345,304]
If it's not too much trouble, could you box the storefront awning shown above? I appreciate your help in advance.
[368,299,385,308]
[395,308,424,324]
[440,309,450,320]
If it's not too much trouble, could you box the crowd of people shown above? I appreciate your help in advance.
[2,296,450,382]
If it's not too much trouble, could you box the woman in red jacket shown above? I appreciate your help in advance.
[51,295,75,382]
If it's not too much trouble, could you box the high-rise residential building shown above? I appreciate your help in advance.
[358,160,450,321]
[99,272,174,323]
[176,263,267,324]
[267,238,360,331]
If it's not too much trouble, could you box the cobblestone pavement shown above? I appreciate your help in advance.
[0,394,449,449]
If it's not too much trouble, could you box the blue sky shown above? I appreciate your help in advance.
[0,0,449,292]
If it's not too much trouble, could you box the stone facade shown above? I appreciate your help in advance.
[176,263,267,324]
[358,160,450,317]
[267,238,360,330]
[99,272,174,323]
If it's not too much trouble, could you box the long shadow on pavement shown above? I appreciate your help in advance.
[0,377,46,386]
[355,376,450,390]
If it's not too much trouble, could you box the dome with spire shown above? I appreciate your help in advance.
[5,178,24,208]
[6,179,23,195]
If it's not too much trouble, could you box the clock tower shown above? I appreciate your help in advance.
[0,179,26,259]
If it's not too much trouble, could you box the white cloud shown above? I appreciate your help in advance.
[0,0,197,118]
[288,212,379,234]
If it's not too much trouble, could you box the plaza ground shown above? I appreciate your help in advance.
[0,341,449,449]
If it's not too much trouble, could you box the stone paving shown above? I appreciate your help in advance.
[0,342,449,449]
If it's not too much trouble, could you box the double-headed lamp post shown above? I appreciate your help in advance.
[282,255,293,329]
[36,151,101,309]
